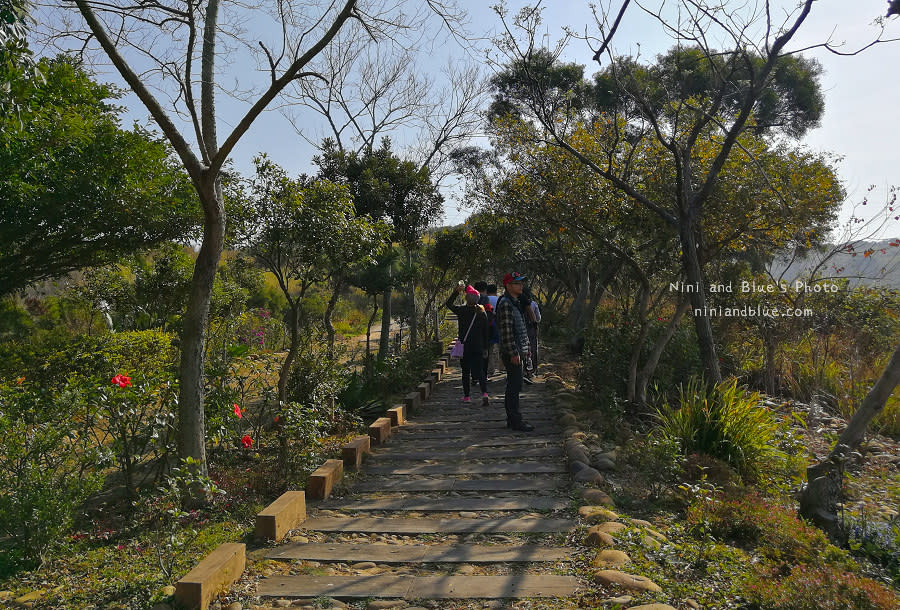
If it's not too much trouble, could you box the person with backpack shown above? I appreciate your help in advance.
[445,284,490,405]
[496,272,534,431]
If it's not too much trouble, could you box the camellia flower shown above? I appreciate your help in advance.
[233,403,243,419]
[111,374,132,388]
[241,435,253,449]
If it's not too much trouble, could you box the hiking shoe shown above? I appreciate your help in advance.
[481,393,489,406]
[510,421,535,432]
[462,396,471,403]
[523,376,534,385]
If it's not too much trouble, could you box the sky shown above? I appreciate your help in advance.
[39,1,900,234]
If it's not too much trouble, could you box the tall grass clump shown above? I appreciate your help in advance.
[655,376,777,478]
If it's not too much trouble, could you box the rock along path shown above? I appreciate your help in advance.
[251,362,582,609]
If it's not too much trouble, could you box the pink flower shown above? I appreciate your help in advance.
[233,403,242,419]
[241,435,253,449]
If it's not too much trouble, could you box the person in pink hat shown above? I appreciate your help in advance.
[444,283,490,404]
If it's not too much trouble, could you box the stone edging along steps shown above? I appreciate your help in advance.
[174,340,684,609]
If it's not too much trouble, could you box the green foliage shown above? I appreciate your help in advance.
[0,379,105,573]
[845,514,900,586]
[656,376,777,478]
[0,329,176,387]
[578,316,702,407]
[619,435,683,501]
[144,458,224,580]
[0,56,198,294]
[686,491,852,568]
[742,564,898,610]
[91,371,177,498]
[315,138,443,247]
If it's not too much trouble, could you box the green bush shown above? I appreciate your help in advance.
[578,315,702,409]
[686,491,852,568]
[742,564,898,610]
[0,380,105,574]
[0,329,177,387]
[656,376,776,478]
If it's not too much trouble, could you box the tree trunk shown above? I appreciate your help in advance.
[679,219,722,383]
[635,300,692,405]
[407,249,417,349]
[324,276,343,360]
[800,340,900,539]
[378,271,392,360]
[764,333,778,395]
[176,175,224,478]
[366,296,378,375]
[278,304,300,404]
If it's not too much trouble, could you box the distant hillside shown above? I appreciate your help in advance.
[771,239,900,288]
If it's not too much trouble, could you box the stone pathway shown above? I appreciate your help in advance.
[251,364,582,608]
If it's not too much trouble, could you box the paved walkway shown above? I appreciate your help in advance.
[252,364,580,608]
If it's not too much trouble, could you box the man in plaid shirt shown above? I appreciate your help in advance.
[496,271,534,432]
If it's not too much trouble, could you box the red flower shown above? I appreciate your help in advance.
[233,403,242,419]
[111,374,132,388]
[241,435,253,449]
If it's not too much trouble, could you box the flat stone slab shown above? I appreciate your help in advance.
[392,438,558,450]
[401,419,555,431]
[352,478,563,493]
[362,462,566,475]
[389,432,563,443]
[299,516,572,534]
[370,447,563,461]
[266,543,574,563]
[319,497,568,512]
[258,575,579,599]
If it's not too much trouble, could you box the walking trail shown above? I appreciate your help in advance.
[244,362,583,609]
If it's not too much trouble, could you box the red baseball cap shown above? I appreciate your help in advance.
[502,272,527,286]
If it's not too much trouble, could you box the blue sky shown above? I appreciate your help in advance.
[43,1,900,233]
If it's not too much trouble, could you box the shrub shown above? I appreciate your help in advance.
[0,380,105,573]
[0,329,177,387]
[686,491,852,568]
[655,376,776,478]
[578,315,702,410]
[619,435,683,500]
[742,564,899,610]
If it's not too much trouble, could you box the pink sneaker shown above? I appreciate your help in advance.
[481,393,489,406]
[462,396,471,403]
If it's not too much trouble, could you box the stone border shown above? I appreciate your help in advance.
[174,543,245,610]
[550,385,688,607]
[255,491,307,542]
[387,405,406,426]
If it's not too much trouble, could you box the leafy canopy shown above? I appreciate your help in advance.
[0,56,198,295]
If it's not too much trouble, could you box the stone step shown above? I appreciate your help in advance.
[258,574,580,599]
[399,421,556,432]
[386,438,557,450]
[362,462,566,476]
[351,478,564,493]
[299,516,572,534]
[369,446,563,461]
[390,431,561,441]
[266,543,574,563]
[317,496,568,512]
[412,411,551,423]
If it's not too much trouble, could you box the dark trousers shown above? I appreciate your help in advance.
[501,354,524,425]
[461,349,486,397]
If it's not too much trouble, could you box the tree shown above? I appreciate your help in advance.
[0,56,197,295]
[316,138,443,354]
[242,156,383,404]
[51,0,451,483]
[490,1,835,383]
